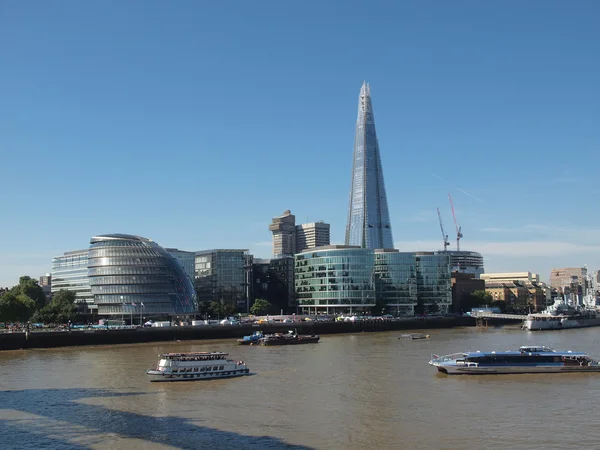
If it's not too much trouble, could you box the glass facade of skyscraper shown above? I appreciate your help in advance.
[51,249,95,311]
[88,234,197,316]
[415,252,452,313]
[345,82,394,249]
[194,249,250,311]
[165,248,195,282]
[295,246,375,313]
[373,250,417,316]
[295,247,451,315]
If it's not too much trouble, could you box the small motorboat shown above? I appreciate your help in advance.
[237,331,264,345]
[399,333,430,340]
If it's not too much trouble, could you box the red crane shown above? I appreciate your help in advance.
[448,193,463,251]
[437,207,450,251]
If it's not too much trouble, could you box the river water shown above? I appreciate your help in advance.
[1,325,599,449]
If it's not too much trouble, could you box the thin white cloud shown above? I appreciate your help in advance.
[456,188,485,203]
[430,173,446,182]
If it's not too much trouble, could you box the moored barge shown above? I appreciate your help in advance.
[259,330,320,346]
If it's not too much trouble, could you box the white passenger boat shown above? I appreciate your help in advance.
[146,351,250,382]
[429,345,600,375]
[524,299,600,331]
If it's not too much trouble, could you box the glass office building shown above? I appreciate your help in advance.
[295,247,451,315]
[345,82,394,249]
[195,249,251,311]
[415,252,452,314]
[165,248,195,282]
[51,249,95,312]
[295,246,376,314]
[88,234,197,316]
[373,250,417,316]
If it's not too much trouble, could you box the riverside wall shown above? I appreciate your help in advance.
[0,316,508,351]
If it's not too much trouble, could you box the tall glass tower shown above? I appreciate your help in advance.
[345,81,394,249]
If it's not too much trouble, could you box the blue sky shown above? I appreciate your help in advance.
[1,1,599,287]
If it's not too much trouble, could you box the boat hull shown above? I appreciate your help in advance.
[435,365,600,375]
[146,368,251,382]
[259,336,320,346]
[525,317,600,331]
[237,340,259,345]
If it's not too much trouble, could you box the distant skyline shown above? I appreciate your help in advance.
[1,1,600,286]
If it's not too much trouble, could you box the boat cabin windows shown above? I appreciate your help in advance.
[163,353,228,362]
[519,346,555,353]
[466,355,562,364]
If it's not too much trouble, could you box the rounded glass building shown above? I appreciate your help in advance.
[88,234,197,316]
[295,245,375,314]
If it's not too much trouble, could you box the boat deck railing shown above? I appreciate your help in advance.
[431,353,466,363]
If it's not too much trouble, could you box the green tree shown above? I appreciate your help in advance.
[427,303,440,314]
[471,290,492,304]
[31,290,77,324]
[222,300,237,317]
[371,298,387,316]
[15,276,47,310]
[414,298,426,316]
[0,291,36,323]
[463,289,493,312]
[208,301,223,317]
[490,300,506,312]
[250,298,272,316]
[208,299,238,318]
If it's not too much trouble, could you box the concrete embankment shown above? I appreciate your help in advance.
[0,317,483,351]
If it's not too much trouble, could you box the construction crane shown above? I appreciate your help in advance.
[448,193,463,251]
[437,207,450,251]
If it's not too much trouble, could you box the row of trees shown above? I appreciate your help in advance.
[461,290,505,313]
[195,297,275,318]
[1,277,275,324]
[0,276,77,324]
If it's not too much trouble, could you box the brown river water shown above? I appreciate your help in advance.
[1,325,599,449]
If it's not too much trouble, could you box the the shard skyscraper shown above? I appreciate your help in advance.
[345,81,394,249]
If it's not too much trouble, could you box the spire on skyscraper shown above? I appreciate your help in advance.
[345,82,394,249]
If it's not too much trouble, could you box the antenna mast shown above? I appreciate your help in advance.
[437,207,450,251]
[448,193,463,251]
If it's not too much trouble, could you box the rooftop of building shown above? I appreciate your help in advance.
[296,222,330,228]
[296,244,362,254]
[60,249,89,256]
[164,248,194,253]
[194,249,249,255]
[91,233,152,243]
[253,258,272,264]
[481,272,532,278]
[435,250,483,257]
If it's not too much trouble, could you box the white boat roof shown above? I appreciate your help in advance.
[160,352,228,358]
